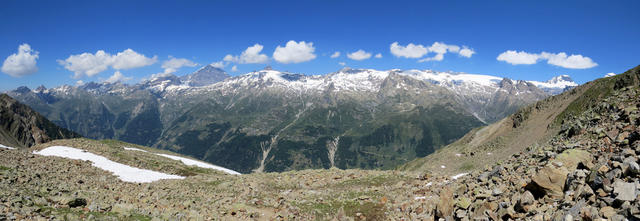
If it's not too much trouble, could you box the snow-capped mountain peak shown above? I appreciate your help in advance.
[528,75,577,94]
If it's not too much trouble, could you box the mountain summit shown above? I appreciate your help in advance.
[180,64,230,87]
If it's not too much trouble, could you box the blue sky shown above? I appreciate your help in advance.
[1,0,639,91]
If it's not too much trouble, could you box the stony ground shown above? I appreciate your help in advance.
[1,86,639,220]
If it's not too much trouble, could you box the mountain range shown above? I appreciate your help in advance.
[6,65,577,173]
[1,65,637,220]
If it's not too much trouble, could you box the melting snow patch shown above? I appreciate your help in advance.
[0,144,16,150]
[440,165,446,169]
[425,182,433,187]
[451,173,468,180]
[34,146,185,183]
[121,146,240,175]
[487,152,492,155]
[155,153,241,175]
[455,153,462,157]
[123,147,148,152]
[414,196,427,200]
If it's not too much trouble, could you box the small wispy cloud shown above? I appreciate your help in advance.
[347,50,372,61]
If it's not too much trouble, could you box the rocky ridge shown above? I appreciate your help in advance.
[0,94,79,148]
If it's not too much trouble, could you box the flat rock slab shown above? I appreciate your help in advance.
[613,180,638,202]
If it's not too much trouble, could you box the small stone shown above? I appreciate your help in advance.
[623,160,640,176]
[436,187,454,218]
[613,180,638,202]
[600,206,616,218]
[622,148,636,157]
[563,214,573,221]
[456,197,472,209]
[527,165,569,198]
[611,214,626,221]
[67,198,86,208]
[532,214,544,221]
[552,161,564,167]
[598,165,610,174]
[491,188,503,196]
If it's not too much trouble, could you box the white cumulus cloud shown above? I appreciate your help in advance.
[539,52,598,69]
[604,72,616,77]
[339,62,346,66]
[58,49,156,78]
[231,65,238,72]
[375,53,382,58]
[273,40,317,64]
[104,71,132,83]
[429,42,459,54]
[111,49,157,70]
[497,50,597,69]
[347,50,372,61]
[459,46,475,58]
[160,57,198,74]
[390,42,428,58]
[224,44,269,64]
[2,43,39,77]
[496,50,540,65]
[58,50,113,78]
[330,51,340,58]
[419,42,471,62]
[391,41,475,62]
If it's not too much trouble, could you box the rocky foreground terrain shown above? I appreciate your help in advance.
[0,66,639,220]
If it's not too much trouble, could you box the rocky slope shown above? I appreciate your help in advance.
[0,94,79,148]
[7,66,572,173]
[0,65,637,220]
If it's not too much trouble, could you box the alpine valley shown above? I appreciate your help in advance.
[6,65,577,173]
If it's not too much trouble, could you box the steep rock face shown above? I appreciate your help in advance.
[0,94,79,148]
[6,67,570,172]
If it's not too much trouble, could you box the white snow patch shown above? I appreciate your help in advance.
[121,146,240,175]
[455,153,462,157]
[425,182,433,187]
[123,147,148,152]
[33,146,185,183]
[155,153,241,175]
[440,165,446,169]
[0,144,16,150]
[414,196,427,200]
[487,152,492,155]
[451,173,468,180]
[400,70,502,87]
